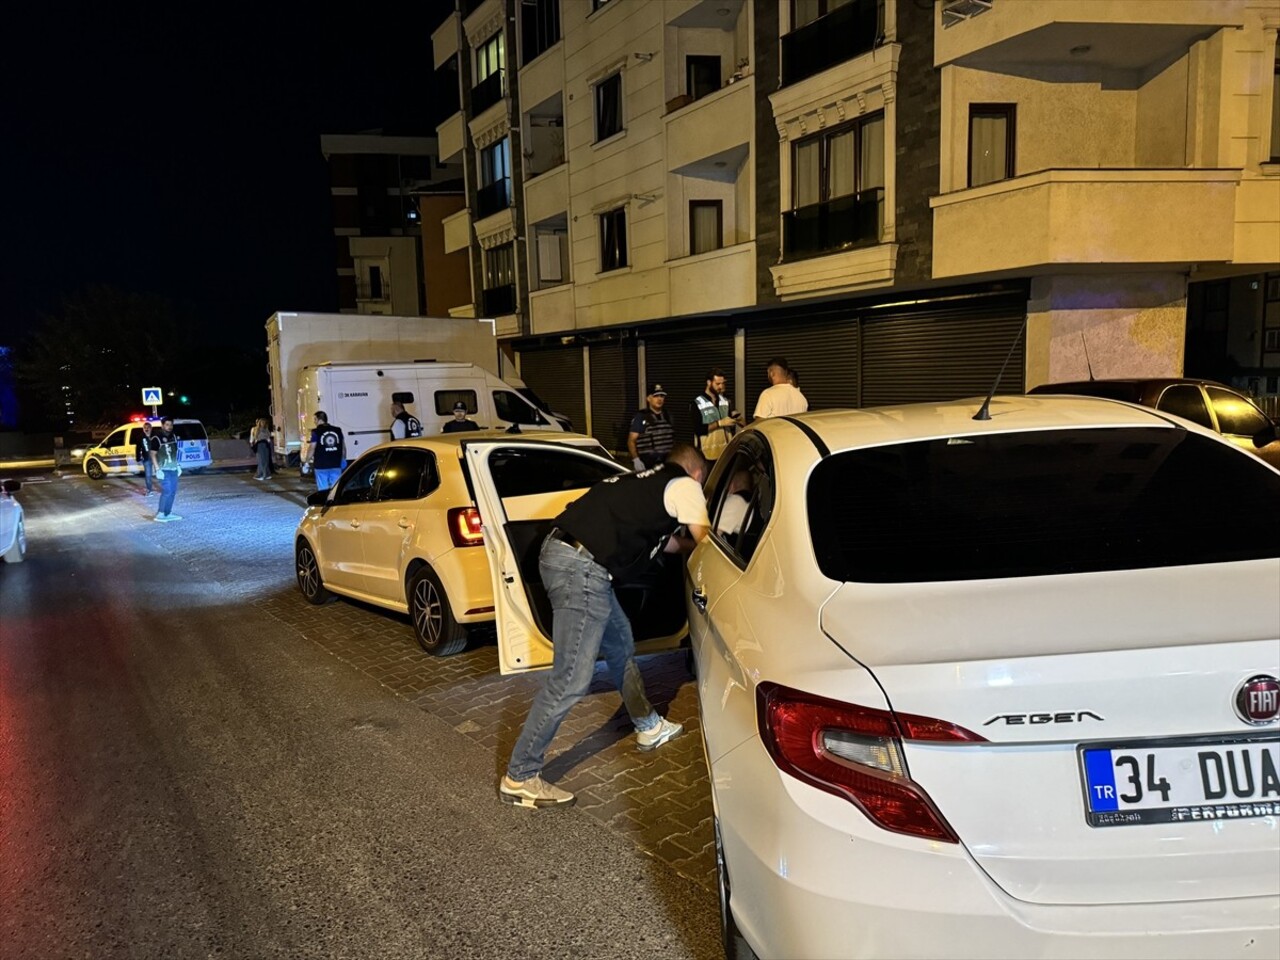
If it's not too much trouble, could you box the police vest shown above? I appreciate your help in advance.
[693,392,732,460]
[632,409,674,462]
[557,462,687,584]
[396,411,423,438]
[314,425,344,467]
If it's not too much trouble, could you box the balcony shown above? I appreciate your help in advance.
[442,208,471,254]
[669,242,756,317]
[475,179,511,219]
[930,168,1241,278]
[471,70,505,115]
[935,1,1241,71]
[482,284,516,316]
[781,0,881,88]
[665,77,753,172]
[355,279,391,302]
[437,111,465,164]
[782,188,883,261]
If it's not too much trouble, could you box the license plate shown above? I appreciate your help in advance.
[1079,735,1280,827]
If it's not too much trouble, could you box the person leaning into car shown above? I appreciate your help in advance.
[500,443,711,810]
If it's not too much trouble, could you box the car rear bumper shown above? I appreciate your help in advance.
[716,736,1280,960]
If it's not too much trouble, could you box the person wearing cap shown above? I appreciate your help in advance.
[442,400,481,434]
[627,383,675,471]
[753,356,808,420]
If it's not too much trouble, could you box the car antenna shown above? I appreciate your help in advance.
[1080,330,1095,381]
[973,316,1029,421]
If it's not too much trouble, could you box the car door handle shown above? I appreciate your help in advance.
[398,518,411,529]
[691,587,708,613]
[349,520,361,529]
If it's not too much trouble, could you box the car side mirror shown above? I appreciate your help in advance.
[1253,422,1278,448]
[306,489,331,507]
[1,480,20,494]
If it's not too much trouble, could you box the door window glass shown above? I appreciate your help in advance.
[333,452,386,505]
[1207,386,1270,436]
[1156,385,1213,429]
[706,436,774,565]
[172,422,208,441]
[103,429,127,448]
[493,390,542,424]
[376,448,438,501]
[488,446,619,497]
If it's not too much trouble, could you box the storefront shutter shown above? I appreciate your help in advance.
[517,346,586,432]
[643,332,736,444]
[589,341,638,453]
[860,297,1026,407]
[744,316,859,416]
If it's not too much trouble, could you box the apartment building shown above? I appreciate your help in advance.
[321,132,463,316]
[431,0,1280,452]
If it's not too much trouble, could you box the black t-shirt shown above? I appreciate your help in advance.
[310,424,345,468]
[442,419,481,433]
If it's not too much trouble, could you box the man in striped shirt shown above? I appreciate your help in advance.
[627,383,675,470]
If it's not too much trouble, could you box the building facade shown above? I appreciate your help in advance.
[321,132,462,316]
[430,0,1280,451]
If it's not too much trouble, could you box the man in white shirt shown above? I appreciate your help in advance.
[753,356,808,420]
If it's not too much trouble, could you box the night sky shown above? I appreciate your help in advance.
[3,5,450,352]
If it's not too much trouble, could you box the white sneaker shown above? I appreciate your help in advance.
[165,515,183,521]
[636,717,684,752]
[499,774,575,808]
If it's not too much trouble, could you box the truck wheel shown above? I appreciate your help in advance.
[409,566,468,656]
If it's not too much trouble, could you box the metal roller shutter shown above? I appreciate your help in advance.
[589,341,638,454]
[860,297,1026,407]
[517,346,586,432]
[644,332,736,444]
[745,317,859,415]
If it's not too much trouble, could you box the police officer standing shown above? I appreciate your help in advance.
[500,443,710,808]
[442,400,481,433]
[390,400,423,439]
[627,383,675,471]
[303,411,345,491]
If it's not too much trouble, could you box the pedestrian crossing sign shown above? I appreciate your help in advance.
[142,387,163,406]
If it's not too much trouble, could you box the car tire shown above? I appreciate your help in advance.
[409,565,468,656]
[715,816,758,960]
[85,459,105,481]
[3,518,26,564]
[295,540,331,605]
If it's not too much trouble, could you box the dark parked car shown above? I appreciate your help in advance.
[1028,378,1280,470]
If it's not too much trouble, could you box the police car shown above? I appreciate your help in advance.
[81,418,213,480]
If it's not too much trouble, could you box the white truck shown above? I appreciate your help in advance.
[266,312,568,465]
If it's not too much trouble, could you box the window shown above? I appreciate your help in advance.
[376,448,438,501]
[1270,54,1280,161]
[477,138,511,216]
[706,436,775,565]
[787,112,884,256]
[494,390,544,425]
[599,206,628,271]
[793,0,858,30]
[485,243,515,290]
[368,265,383,300]
[435,390,477,416]
[334,452,386,505]
[969,104,1016,187]
[475,32,505,85]
[687,55,721,102]
[1207,386,1271,437]
[488,447,619,498]
[1155,385,1213,430]
[103,429,127,448]
[521,0,561,65]
[595,72,622,142]
[807,428,1280,584]
[689,200,723,256]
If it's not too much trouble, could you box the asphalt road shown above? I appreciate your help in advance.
[0,468,721,960]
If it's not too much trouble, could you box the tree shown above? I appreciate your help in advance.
[14,286,191,427]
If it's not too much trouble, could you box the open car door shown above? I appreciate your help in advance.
[464,439,689,675]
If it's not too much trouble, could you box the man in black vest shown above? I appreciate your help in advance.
[390,401,423,439]
[500,443,710,809]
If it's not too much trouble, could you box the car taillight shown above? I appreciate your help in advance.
[448,506,484,548]
[756,682,984,843]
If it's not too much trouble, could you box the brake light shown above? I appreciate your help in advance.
[757,683,984,843]
[448,506,484,548]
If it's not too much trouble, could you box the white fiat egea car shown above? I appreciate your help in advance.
[684,396,1280,960]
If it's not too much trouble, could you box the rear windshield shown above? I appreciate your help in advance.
[171,423,208,442]
[808,427,1280,583]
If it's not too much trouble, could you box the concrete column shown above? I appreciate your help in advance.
[1025,272,1189,388]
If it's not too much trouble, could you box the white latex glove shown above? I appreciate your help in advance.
[632,458,645,471]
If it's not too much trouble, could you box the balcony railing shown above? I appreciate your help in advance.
[782,188,883,260]
[355,279,391,302]
[471,69,505,114]
[781,0,881,87]
[482,283,516,316]
[475,178,511,219]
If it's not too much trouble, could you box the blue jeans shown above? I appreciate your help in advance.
[315,467,342,491]
[506,538,660,782]
[143,459,155,493]
[158,471,180,516]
